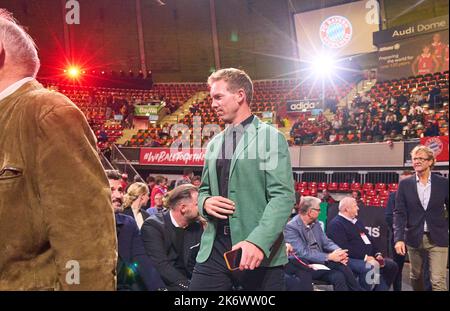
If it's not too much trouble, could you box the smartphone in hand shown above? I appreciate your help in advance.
[224,248,242,271]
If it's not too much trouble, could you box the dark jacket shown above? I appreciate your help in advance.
[394,174,449,248]
[140,210,203,290]
[115,213,164,290]
[123,207,150,224]
[327,215,379,260]
[385,191,396,229]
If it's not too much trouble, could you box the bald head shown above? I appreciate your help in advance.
[0,9,40,78]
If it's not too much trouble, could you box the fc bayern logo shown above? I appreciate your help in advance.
[319,16,352,49]
[424,137,443,157]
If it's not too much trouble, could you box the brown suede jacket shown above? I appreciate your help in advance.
[0,80,117,290]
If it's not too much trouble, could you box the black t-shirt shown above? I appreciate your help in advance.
[216,115,254,228]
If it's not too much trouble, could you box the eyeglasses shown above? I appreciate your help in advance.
[311,208,321,213]
[412,157,431,162]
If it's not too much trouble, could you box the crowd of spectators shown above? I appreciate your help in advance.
[290,73,449,146]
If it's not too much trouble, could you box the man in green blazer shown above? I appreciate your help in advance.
[189,68,295,291]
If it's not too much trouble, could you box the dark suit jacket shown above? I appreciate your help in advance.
[123,207,150,223]
[115,213,164,290]
[385,191,396,229]
[327,215,379,260]
[394,174,449,248]
[140,210,203,290]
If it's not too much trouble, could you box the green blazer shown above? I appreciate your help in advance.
[197,117,295,267]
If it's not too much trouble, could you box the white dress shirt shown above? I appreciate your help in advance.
[416,174,432,232]
[0,77,34,102]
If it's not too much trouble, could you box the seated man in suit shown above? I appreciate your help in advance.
[284,196,361,291]
[141,184,203,291]
[328,197,398,291]
[105,170,164,291]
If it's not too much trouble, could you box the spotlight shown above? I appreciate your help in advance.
[67,66,81,78]
[310,52,336,78]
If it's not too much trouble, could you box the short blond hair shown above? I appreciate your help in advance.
[207,68,253,104]
[411,145,435,168]
[0,9,40,77]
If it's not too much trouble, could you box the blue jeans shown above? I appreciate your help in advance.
[348,258,398,291]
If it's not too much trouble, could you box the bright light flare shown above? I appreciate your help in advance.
[66,66,81,78]
[309,52,336,78]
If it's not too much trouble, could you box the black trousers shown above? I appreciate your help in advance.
[284,259,314,291]
[311,261,362,291]
[189,233,285,291]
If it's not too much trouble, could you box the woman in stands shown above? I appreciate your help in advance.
[122,182,151,230]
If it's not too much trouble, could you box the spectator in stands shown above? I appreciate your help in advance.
[312,131,327,145]
[427,85,442,109]
[384,129,403,142]
[105,170,165,291]
[175,168,194,187]
[141,184,203,291]
[328,129,340,144]
[328,197,398,291]
[191,175,202,187]
[122,182,151,230]
[146,175,156,192]
[320,189,336,205]
[351,190,364,207]
[284,196,361,291]
[394,145,449,291]
[189,68,295,291]
[151,175,168,207]
[147,192,165,216]
[424,120,439,137]
[98,125,109,143]
[0,10,116,290]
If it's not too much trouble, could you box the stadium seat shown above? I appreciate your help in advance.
[338,182,350,192]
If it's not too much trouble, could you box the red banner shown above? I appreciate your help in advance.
[420,136,449,162]
[140,148,206,166]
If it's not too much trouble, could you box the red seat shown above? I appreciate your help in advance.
[375,183,386,192]
[328,182,338,192]
[350,183,361,191]
[388,183,398,192]
[366,189,377,197]
[379,189,390,198]
[310,188,318,197]
[339,182,350,192]
[369,197,381,207]
[317,182,328,191]
[299,189,310,196]
[308,182,318,190]
[362,183,373,191]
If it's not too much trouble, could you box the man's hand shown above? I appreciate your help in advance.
[375,254,385,268]
[285,243,293,257]
[395,241,406,256]
[327,249,348,264]
[232,241,264,271]
[204,196,235,219]
[365,255,378,266]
